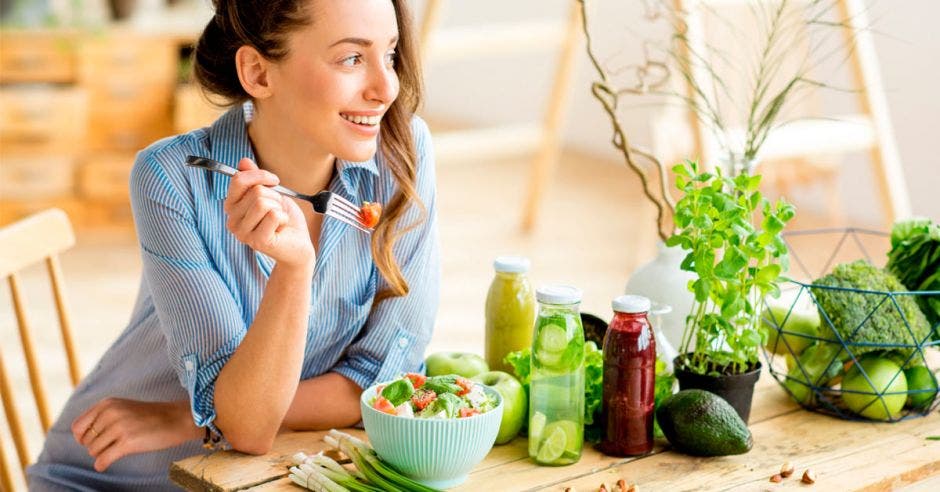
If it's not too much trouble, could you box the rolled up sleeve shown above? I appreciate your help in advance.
[130,150,246,436]
[332,118,441,389]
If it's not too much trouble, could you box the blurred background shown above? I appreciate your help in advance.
[0,0,937,485]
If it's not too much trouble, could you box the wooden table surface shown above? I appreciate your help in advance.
[170,370,940,491]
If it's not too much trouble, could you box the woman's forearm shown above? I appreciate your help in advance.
[213,260,314,453]
[281,372,362,430]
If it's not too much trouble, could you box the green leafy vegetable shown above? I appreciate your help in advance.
[886,217,940,333]
[812,260,931,356]
[653,359,676,439]
[380,378,415,407]
[422,375,462,395]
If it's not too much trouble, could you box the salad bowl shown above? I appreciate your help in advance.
[360,377,503,489]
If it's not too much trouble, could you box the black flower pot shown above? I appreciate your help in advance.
[673,356,761,423]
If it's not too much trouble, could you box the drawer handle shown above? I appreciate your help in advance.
[108,85,139,99]
[110,52,139,65]
[3,132,53,144]
[13,107,49,123]
[8,56,46,70]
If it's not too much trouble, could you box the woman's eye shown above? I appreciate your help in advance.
[385,50,397,66]
[340,54,362,67]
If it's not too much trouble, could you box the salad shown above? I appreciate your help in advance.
[369,373,498,419]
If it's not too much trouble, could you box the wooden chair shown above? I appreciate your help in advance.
[0,208,82,490]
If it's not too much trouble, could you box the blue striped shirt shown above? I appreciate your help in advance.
[28,104,440,491]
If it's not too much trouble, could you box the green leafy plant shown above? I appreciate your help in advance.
[667,160,795,376]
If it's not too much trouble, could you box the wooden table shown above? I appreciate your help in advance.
[170,372,940,491]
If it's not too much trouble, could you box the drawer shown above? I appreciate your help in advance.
[0,87,87,152]
[0,31,77,83]
[86,78,174,114]
[79,36,176,82]
[0,156,76,200]
[79,156,133,201]
[87,113,174,152]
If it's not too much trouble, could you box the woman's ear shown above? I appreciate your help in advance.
[235,45,273,99]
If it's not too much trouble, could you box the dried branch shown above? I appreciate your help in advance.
[578,0,676,242]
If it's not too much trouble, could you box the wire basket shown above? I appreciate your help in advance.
[761,228,940,421]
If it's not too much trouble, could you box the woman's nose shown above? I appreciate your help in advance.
[365,63,398,105]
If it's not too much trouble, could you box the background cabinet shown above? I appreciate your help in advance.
[0,29,220,231]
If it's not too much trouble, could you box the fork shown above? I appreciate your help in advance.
[185,155,371,234]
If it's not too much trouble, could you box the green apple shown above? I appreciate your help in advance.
[424,351,489,378]
[761,302,820,356]
[842,357,907,421]
[472,371,527,444]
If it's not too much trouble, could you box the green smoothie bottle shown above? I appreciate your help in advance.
[485,256,536,373]
[528,285,585,466]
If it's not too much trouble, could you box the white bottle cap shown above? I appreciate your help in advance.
[536,284,582,304]
[493,256,531,274]
[612,294,651,313]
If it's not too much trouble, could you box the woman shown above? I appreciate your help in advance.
[27,0,439,489]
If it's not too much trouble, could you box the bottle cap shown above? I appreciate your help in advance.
[612,294,651,313]
[536,284,582,304]
[493,256,530,274]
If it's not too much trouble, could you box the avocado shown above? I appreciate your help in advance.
[656,389,753,456]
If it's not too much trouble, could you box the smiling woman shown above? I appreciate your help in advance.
[26,1,440,490]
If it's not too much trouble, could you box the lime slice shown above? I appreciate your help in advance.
[536,426,567,463]
[538,324,568,353]
[543,420,581,455]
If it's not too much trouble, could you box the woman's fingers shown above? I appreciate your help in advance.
[86,421,120,458]
[223,158,279,213]
[93,440,128,472]
[252,209,285,246]
[233,194,283,238]
[71,400,106,446]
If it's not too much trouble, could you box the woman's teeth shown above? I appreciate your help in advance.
[341,113,381,126]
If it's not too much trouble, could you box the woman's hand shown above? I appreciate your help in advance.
[71,398,201,472]
[224,158,315,270]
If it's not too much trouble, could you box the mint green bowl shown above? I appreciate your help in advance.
[360,382,503,489]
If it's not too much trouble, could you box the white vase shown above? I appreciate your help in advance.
[625,242,696,353]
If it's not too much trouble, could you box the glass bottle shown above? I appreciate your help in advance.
[528,285,585,466]
[599,295,656,456]
[485,256,536,373]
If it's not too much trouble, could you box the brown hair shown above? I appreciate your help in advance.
[194,0,425,303]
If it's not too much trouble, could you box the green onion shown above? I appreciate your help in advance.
[327,430,442,492]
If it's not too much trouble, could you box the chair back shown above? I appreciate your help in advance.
[0,209,81,490]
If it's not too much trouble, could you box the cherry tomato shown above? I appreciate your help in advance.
[372,396,396,415]
[359,201,382,228]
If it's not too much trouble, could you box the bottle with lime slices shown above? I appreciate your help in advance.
[528,285,585,466]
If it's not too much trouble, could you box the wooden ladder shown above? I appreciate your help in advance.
[670,0,911,227]
[418,1,582,230]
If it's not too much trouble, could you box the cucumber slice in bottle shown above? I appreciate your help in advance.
[538,324,568,353]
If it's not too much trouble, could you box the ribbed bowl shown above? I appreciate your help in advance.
[360,382,503,489]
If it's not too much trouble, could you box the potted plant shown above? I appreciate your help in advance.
[665,160,795,422]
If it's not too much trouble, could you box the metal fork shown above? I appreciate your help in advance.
[185,155,371,234]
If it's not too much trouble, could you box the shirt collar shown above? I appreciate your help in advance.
[207,103,256,200]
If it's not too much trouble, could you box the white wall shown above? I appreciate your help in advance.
[421,0,939,224]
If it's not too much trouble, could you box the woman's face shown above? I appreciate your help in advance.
[266,0,400,163]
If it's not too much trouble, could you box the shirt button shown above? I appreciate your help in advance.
[398,337,409,348]
[185,360,194,371]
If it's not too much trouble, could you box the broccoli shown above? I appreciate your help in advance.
[811,260,930,357]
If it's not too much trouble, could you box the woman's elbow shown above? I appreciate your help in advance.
[224,428,276,455]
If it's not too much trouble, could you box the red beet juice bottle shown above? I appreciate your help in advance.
[599,294,655,456]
